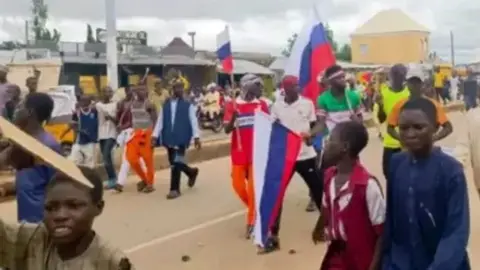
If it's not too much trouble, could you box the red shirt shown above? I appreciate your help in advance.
[223,98,269,165]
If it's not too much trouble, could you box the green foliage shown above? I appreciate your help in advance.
[336,44,352,62]
[31,0,61,43]
[281,33,298,57]
[0,41,26,50]
[282,24,352,62]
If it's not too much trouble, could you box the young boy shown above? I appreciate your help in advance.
[3,84,21,122]
[95,86,118,189]
[0,92,61,223]
[65,94,99,168]
[381,98,470,269]
[0,166,133,269]
[317,121,384,270]
[115,86,134,192]
[224,74,269,238]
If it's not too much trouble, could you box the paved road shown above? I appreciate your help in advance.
[0,111,478,269]
[199,129,227,142]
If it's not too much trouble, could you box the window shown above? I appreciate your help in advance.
[360,44,368,55]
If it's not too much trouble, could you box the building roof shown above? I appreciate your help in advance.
[218,59,273,75]
[160,37,195,58]
[62,54,214,66]
[352,9,429,36]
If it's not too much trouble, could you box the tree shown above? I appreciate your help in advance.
[282,25,352,62]
[0,41,26,50]
[86,24,96,43]
[324,24,338,53]
[336,44,352,62]
[281,33,298,57]
[31,0,61,44]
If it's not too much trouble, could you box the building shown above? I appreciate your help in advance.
[351,9,430,65]
[268,57,382,82]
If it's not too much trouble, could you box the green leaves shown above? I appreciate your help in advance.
[281,24,352,61]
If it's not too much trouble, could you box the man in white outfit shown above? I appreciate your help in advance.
[449,71,460,101]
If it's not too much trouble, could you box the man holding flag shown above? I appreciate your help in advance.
[259,75,324,253]
[224,74,269,239]
[283,7,336,212]
[252,6,338,252]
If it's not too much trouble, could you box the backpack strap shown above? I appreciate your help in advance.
[368,175,384,197]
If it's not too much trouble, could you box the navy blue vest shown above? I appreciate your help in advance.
[162,99,193,147]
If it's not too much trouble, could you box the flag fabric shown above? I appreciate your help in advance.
[252,111,302,247]
[283,8,336,101]
[216,27,234,74]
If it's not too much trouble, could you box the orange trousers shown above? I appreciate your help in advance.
[231,164,255,225]
[126,128,154,185]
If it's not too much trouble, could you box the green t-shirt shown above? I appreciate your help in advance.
[317,89,361,133]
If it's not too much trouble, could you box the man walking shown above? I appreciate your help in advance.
[153,81,201,199]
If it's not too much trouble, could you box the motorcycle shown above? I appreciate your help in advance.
[197,101,224,133]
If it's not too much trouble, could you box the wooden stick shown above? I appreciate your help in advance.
[230,72,242,151]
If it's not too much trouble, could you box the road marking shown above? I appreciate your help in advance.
[125,210,246,254]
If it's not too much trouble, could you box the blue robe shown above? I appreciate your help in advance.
[382,148,470,270]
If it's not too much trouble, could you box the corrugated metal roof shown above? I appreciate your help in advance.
[352,9,429,36]
[269,57,382,71]
[62,54,214,66]
[217,59,273,75]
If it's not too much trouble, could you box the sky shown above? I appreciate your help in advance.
[0,0,479,64]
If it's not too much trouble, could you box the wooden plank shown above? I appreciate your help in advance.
[0,117,92,188]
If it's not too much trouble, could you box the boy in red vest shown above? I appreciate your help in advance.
[316,120,384,270]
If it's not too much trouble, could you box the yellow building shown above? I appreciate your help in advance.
[351,9,430,65]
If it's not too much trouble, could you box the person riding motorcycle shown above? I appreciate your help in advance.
[199,83,221,120]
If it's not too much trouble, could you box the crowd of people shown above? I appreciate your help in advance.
[0,60,475,269]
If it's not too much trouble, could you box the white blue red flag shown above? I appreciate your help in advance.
[252,111,302,247]
[216,26,234,74]
[283,7,336,101]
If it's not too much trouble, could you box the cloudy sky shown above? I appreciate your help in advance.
[0,0,479,63]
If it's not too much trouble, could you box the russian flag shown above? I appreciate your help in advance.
[216,26,234,74]
[284,8,336,101]
[253,111,302,247]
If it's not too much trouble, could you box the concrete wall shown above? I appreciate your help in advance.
[351,31,429,65]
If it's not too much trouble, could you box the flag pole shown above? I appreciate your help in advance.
[226,25,242,152]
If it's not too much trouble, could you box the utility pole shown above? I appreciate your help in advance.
[450,30,455,67]
[24,20,29,46]
[188,31,196,51]
[105,0,119,89]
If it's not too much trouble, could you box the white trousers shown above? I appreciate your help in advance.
[116,145,147,186]
[69,143,97,168]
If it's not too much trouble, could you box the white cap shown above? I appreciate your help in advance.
[206,82,217,90]
[240,73,263,88]
[406,67,424,81]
